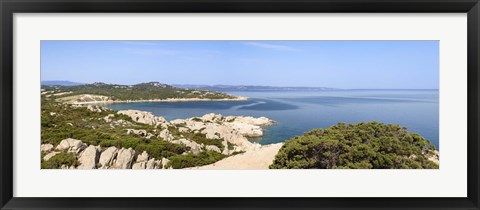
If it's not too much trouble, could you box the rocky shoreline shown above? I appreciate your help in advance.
[41,107,278,169]
[57,94,249,105]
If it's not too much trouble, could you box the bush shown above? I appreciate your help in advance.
[270,122,438,169]
[167,151,227,169]
[181,132,225,150]
[41,152,79,169]
[134,140,187,159]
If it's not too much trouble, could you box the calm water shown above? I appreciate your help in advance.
[104,90,439,149]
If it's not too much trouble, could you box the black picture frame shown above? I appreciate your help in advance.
[1,0,479,209]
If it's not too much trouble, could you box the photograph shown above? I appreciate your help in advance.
[40,40,440,170]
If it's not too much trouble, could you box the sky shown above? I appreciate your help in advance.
[41,40,439,89]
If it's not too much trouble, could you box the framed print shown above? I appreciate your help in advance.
[1,0,479,209]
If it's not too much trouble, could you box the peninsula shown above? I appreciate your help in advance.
[41,82,247,104]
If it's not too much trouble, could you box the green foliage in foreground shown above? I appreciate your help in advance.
[167,151,227,169]
[270,122,439,169]
[41,152,79,169]
[42,98,188,160]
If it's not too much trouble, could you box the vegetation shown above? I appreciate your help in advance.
[42,82,236,102]
[180,132,225,150]
[41,152,79,169]
[167,151,227,169]
[41,96,232,168]
[270,122,439,169]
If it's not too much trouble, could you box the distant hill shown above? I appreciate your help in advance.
[172,84,338,91]
[41,82,239,103]
[41,80,83,86]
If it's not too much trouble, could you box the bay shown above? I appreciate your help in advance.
[104,90,439,149]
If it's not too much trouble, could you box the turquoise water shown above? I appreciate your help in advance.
[104,90,439,149]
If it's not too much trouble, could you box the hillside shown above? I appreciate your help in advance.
[41,80,83,86]
[41,82,244,104]
[41,97,275,169]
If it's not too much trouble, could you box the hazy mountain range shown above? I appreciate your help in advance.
[41,81,338,91]
[171,84,338,91]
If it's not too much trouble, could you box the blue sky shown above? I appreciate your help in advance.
[41,40,439,89]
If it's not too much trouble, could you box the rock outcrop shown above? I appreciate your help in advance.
[41,144,54,152]
[126,129,155,139]
[41,112,278,169]
[117,110,167,127]
[56,138,87,154]
[98,146,118,169]
[78,145,100,169]
[113,148,135,169]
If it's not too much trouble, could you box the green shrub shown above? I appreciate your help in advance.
[41,152,79,169]
[270,122,438,169]
[167,151,227,169]
[134,140,187,159]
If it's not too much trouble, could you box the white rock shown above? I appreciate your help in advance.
[172,138,203,154]
[99,146,118,168]
[132,162,146,169]
[43,151,59,161]
[233,116,275,126]
[136,151,149,162]
[113,148,135,169]
[161,158,170,169]
[118,110,159,125]
[41,144,54,152]
[159,129,174,141]
[170,119,186,125]
[201,113,224,122]
[103,114,115,122]
[78,145,100,169]
[55,138,87,154]
[205,145,221,153]
[146,158,156,169]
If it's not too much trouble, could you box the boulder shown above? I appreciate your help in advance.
[113,148,135,169]
[233,116,275,126]
[172,138,203,154]
[78,145,100,169]
[201,113,223,122]
[41,144,54,152]
[146,158,156,169]
[161,158,170,169]
[159,129,174,141]
[228,122,263,137]
[136,151,149,162]
[55,138,87,154]
[99,146,118,168]
[117,110,159,125]
[132,162,147,169]
[184,120,206,131]
[43,151,59,161]
[103,114,115,123]
[205,145,221,153]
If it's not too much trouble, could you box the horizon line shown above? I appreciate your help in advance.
[40,80,438,90]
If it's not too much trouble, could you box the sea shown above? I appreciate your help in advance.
[104,90,439,149]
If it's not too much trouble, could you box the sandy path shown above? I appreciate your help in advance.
[193,143,284,169]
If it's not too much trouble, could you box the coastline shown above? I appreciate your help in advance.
[69,96,249,105]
